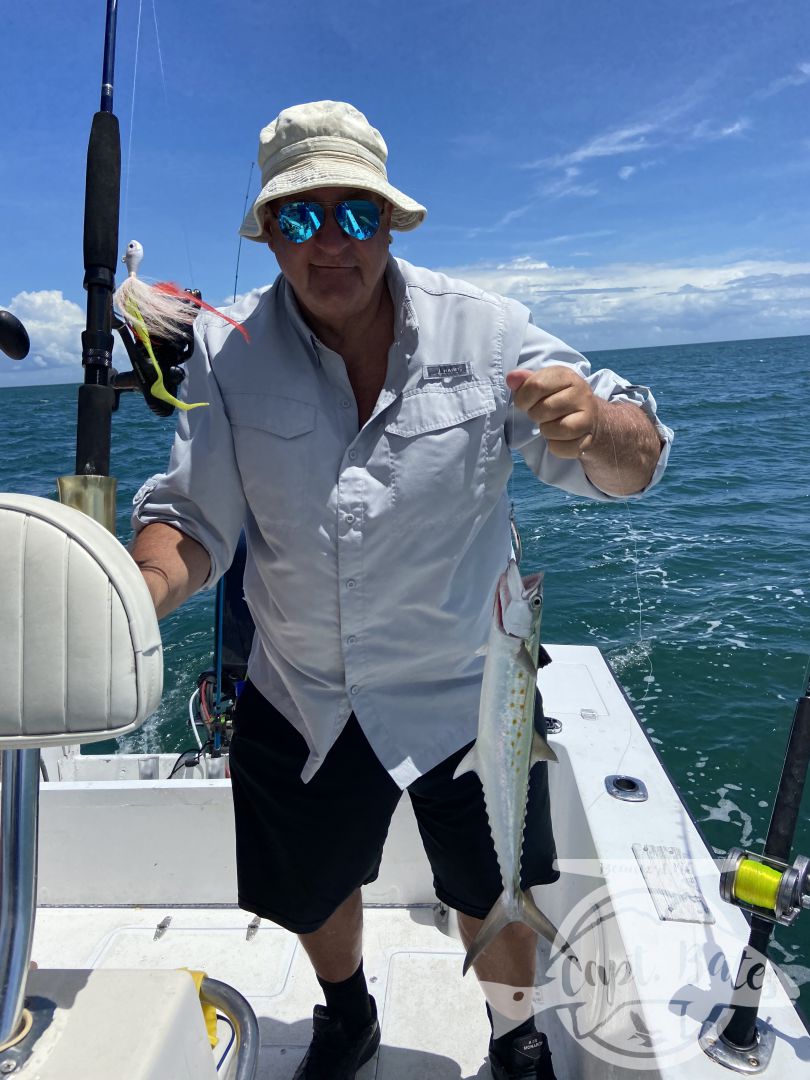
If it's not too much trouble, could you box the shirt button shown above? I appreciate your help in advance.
[345,513,355,524]
[348,449,358,461]
[346,635,357,646]
[350,685,359,695]
[341,399,351,409]
[346,579,357,589]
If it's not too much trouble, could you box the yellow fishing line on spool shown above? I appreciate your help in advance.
[734,858,782,911]
[125,297,208,412]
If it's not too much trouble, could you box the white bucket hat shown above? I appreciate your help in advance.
[239,100,427,242]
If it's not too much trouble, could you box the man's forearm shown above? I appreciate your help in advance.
[581,400,663,497]
[131,522,211,619]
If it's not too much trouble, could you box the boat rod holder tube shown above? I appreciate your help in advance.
[0,750,41,1047]
[199,977,260,1080]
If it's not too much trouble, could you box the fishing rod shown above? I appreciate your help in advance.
[59,0,198,533]
[56,0,122,530]
[701,675,810,1070]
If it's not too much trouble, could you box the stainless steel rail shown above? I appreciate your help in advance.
[0,749,40,1046]
[200,976,260,1080]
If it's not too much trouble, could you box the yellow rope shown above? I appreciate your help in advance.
[181,969,219,1047]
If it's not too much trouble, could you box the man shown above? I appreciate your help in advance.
[132,100,671,1080]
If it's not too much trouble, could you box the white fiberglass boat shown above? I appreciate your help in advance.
[2,0,809,1071]
[1,491,809,1080]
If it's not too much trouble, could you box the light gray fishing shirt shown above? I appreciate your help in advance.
[133,256,672,787]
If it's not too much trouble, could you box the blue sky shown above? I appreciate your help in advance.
[1,0,808,385]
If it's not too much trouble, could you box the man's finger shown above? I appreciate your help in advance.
[539,411,593,442]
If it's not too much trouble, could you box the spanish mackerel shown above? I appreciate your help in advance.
[454,558,577,975]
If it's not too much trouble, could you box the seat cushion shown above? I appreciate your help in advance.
[0,494,163,747]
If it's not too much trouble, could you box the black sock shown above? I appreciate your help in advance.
[317,961,373,1036]
[487,1003,535,1058]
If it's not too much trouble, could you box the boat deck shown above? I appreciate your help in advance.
[31,903,576,1079]
[24,645,810,1078]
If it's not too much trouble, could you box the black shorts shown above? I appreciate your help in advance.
[228,681,559,934]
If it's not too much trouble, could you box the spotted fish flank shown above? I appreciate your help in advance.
[454,559,577,975]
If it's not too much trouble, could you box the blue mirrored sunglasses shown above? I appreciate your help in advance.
[275,199,382,243]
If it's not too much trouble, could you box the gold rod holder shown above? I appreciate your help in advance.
[56,475,118,535]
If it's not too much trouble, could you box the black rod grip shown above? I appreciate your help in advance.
[75,384,116,477]
[722,918,772,1050]
[83,111,121,274]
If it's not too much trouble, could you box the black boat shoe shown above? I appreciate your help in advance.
[292,996,380,1079]
[489,1028,558,1080]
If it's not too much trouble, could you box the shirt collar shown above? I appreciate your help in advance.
[279,274,321,359]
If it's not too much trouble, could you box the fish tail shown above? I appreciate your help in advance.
[462,890,516,976]
[518,889,580,971]
[462,889,580,976]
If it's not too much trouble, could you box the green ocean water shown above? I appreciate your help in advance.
[2,334,809,1009]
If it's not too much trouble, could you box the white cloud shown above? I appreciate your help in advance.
[539,167,599,198]
[541,230,617,247]
[439,256,810,349]
[757,61,810,99]
[1,290,129,386]
[522,90,749,205]
[691,117,751,140]
[224,287,264,308]
[6,291,84,368]
[531,123,655,170]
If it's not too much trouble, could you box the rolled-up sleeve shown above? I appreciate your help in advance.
[504,314,673,500]
[131,318,247,587]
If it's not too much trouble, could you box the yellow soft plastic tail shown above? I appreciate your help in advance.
[125,297,208,412]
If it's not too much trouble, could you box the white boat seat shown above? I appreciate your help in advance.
[0,494,162,747]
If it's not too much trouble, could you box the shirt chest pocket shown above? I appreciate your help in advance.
[226,394,317,526]
[384,381,499,526]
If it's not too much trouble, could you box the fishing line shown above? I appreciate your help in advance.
[121,0,145,244]
[233,161,255,303]
[601,410,655,708]
[150,0,196,290]
[121,0,197,290]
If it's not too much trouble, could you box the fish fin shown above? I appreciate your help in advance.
[537,644,553,669]
[474,644,488,657]
[517,643,537,680]
[462,890,515,976]
[530,729,558,765]
[518,889,580,971]
[452,745,480,780]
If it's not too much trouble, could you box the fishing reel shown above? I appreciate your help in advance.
[720,847,810,927]
[111,294,197,418]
